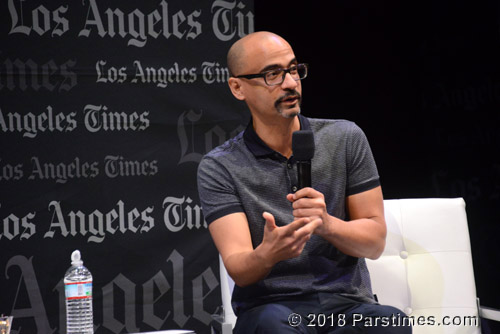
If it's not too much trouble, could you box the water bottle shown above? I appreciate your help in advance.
[64,250,94,334]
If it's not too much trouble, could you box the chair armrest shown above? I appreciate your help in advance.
[210,314,234,334]
[479,305,500,322]
[210,306,235,334]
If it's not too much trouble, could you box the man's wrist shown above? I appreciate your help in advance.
[316,214,338,238]
[254,243,276,272]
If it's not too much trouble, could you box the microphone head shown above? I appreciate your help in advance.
[292,130,315,161]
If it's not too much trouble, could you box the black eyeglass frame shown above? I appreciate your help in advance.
[234,63,308,86]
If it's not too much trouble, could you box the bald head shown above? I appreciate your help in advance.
[227,31,292,77]
[226,31,303,120]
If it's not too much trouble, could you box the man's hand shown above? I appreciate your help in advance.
[287,186,387,259]
[260,211,322,264]
[286,187,329,236]
[209,210,322,287]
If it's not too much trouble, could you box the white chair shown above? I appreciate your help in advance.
[211,255,237,334]
[213,198,500,333]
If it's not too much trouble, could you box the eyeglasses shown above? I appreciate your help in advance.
[235,63,308,86]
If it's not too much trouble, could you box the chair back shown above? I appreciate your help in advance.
[219,198,480,333]
[366,198,479,333]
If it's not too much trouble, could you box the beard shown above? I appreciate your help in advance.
[275,90,302,119]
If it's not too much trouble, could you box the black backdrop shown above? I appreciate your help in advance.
[255,0,500,325]
[0,1,253,333]
[1,0,499,333]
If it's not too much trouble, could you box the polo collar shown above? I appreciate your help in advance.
[243,114,311,158]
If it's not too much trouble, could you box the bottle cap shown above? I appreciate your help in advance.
[71,250,83,266]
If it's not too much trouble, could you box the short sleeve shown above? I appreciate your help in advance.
[345,123,380,196]
[197,155,245,224]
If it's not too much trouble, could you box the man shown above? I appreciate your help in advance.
[197,31,411,333]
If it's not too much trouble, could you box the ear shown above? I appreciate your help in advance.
[228,77,245,101]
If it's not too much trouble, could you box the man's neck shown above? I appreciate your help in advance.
[252,114,301,159]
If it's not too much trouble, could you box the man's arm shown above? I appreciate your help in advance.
[209,211,321,287]
[287,186,386,259]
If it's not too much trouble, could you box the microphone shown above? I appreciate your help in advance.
[292,130,315,190]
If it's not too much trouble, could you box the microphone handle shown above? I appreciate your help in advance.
[297,161,311,190]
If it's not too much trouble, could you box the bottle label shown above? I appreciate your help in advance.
[65,281,92,300]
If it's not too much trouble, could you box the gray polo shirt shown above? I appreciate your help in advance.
[197,115,380,312]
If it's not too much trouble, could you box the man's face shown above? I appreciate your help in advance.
[235,36,303,120]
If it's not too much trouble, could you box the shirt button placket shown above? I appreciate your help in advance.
[287,160,298,192]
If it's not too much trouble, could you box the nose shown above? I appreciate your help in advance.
[281,72,298,90]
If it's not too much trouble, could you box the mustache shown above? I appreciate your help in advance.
[275,90,301,107]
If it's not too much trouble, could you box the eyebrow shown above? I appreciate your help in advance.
[259,58,297,73]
